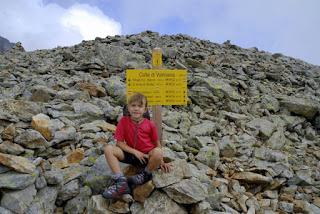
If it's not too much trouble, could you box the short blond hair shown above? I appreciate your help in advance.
[128,92,148,107]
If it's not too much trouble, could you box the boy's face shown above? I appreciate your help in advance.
[128,100,147,121]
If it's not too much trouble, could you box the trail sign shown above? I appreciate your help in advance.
[126,69,187,106]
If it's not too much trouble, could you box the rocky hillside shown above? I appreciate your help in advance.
[0,36,14,53]
[0,31,319,214]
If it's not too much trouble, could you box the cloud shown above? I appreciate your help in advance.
[0,0,121,51]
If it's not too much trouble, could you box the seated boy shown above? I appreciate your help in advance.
[103,92,171,199]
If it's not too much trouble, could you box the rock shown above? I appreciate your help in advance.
[219,135,236,158]
[1,184,37,213]
[195,144,220,170]
[231,172,272,184]
[246,118,276,139]
[102,76,126,105]
[261,94,280,112]
[87,195,111,214]
[189,120,216,136]
[14,129,50,149]
[66,148,85,164]
[266,128,287,150]
[108,200,130,213]
[200,77,241,101]
[64,186,92,214]
[278,201,294,213]
[83,155,114,194]
[163,111,181,128]
[31,113,64,141]
[152,159,186,188]
[0,207,13,214]
[1,123,15,141]
[44,169,64,185]
[0,99,43,122]
[0,141,25,155]
[131,191,187,214]
[163,178,208,204]
[280,96,319,119]
[0,153,36,173]
[78,82,106,97]
[56,90,89,101]
[133,180,155,203]
[51,126,76,145]
[191,201,212,214]
[26,186,58,214]
[72,101,104,117]
[0,171,38,189]
[57,179,80,202]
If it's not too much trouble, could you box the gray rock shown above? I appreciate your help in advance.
[86,195,112,214]
[51,126,76,145]
[0,171,37,190]
[0,99,43,122]
[14,129,50,149]
[72,101,104,117]
[164,178,208,204]
[56,90,89,101]
[152,159,187,188]
[0,141,25,155]
[280,96,319,119]
[195,144,220,170]
[57,179,80,202]
[64,186,92,214]
[190,120,216,136]
[219,136,236,158]
[261,94,280,112]
[25,186,58,214]
[254,147,288,162]
[163,111,181,129]
[131,191,187,214]
[44,169,64,185]
[246,118,276,139]
[83,155,114,194]
[278,201,293,213]
[199,77,241,101]
[266,128,287,150]
[35,174,47,190]
[101,76,126,105]
[1,184,37,213]
[0,207,13,214]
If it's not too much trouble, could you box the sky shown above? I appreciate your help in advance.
[0,0,319,65]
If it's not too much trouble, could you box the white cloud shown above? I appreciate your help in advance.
[0,0,121,51]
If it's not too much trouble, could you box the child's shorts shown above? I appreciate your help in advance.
[120,151,147,167]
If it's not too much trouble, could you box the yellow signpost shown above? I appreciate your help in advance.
[126,48,187,142]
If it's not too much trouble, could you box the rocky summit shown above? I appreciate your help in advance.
[0,31,320,214]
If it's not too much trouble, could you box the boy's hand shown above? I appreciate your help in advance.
[133,150,148,164]
[160,162,172,173]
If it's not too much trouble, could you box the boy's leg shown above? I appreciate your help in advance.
[146,147,163,171]
[128,148,162,185]
[103,144,130,199]
[104,144,125,174]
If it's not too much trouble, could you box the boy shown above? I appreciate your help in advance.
[103,92,171,199]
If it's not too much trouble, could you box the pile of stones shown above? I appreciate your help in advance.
[0,31,319,213]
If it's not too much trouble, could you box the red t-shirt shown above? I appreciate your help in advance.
[114,116,158,154]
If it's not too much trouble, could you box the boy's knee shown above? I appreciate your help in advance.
[104,144,114,154]
[151,148,163,159]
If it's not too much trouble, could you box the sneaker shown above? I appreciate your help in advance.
[102,177,130,199]
[127,170,152,185]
